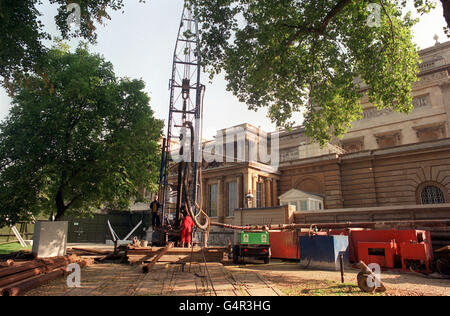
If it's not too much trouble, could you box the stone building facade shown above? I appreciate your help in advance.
[168,41,450,231]
[342,40,450,152]
[278,40,450,210]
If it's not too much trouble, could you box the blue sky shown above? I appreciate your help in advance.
[0,0,448,139]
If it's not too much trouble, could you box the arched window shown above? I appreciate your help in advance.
[421,186,446,204]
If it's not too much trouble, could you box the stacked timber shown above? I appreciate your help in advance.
[0,255,93,296]
[125,246,227,265]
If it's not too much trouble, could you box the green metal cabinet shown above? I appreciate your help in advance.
[234,231,271,264]
[240,231,270,245]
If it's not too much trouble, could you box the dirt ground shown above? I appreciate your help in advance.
[228,259,450,296]
[24,262,283,296]
[22,259,450,296]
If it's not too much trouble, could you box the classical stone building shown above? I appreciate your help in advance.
[342,40,450,152]
[278,40,450,211]
[192,40,450,228]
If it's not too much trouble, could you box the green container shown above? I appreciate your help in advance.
[239,231,270,245]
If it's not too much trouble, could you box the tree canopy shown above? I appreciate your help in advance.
[0,43,163,225]
[190,0,446,144]
[0,0,145,88]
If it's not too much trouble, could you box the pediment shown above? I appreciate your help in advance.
[278,189,323,201]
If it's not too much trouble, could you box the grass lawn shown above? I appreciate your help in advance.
[280,280,384,296]
[0,242,32,255]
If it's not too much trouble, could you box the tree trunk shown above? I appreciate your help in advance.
[442,0,450,30]
[54,190,66,221]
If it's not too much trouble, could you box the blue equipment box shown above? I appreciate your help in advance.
[299,235,349,271]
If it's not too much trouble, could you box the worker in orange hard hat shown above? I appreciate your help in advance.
[180,206,195,248]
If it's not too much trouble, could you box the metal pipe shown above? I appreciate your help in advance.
[0,261,44,279]
[0,259,14,268]
[210,219,450,232]
[0,267,44,288]
[339,254,345,283]
[210,222,266,232]
[0,255,92,296]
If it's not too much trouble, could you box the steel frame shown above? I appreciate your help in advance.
[160,2,205,227]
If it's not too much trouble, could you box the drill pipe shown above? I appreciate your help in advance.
[210,219,450,231]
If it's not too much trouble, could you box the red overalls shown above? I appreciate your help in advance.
[180,215,195,245]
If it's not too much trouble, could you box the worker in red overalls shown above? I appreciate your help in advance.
[180,206,195,248]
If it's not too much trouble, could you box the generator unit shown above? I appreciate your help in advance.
[352,230,434,273]
[233,231,271,264]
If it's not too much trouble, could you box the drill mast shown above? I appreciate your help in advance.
[160,2,207,231]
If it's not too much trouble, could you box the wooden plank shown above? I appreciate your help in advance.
[69,248,112,255]
[128,247,226,265]
[142,242,174,273]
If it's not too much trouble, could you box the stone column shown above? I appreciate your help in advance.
[265,178,272,207]
[252,174,258,208]
[217,176,225,223]
[243,172,249,208]
[237,174,243,209]
[440,85,450,136]
[272,179,279,207]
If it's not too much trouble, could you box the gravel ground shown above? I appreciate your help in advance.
[225,260,450,296]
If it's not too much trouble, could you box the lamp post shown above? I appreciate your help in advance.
[245,191,254,208]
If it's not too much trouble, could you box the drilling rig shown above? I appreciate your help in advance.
[157,1,209,245]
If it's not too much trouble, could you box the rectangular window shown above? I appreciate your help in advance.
[227,181,237,217]
[300,200,308,211]
[368,248,385,256]
[209,184,218,217]
[256,182,263,208]
[289,201,298,211]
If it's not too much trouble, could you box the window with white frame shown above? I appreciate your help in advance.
[287,198,322,211]
[209,184,218,217]
[279,189,324,212]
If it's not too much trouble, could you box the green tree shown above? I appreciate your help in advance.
[0,43,163,225]
[442,0,450,33]
[190,0,445,144]
[0,0,145,87]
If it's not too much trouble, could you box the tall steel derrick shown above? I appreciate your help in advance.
[160,3,206,230]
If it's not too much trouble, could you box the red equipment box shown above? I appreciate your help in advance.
[357,240,397,269]
[351,230,433,272]
[399,242,433,272]
[269,230,330,260]
[269,229,433,273]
